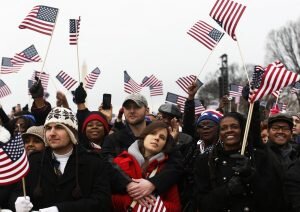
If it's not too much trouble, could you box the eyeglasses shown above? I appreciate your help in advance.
[197,123,217,129]
[270,125,291,132]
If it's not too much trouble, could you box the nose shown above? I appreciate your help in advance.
[28,140,35,146]
[47,127,57,136]
[153,134,160,141]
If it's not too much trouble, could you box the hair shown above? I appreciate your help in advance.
[137,121,175,156]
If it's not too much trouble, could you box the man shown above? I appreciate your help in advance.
[290,112,300,144]
[13,107,111,212]
[267,113,299,171]
[158,102,193,148]
[102,93,183,206]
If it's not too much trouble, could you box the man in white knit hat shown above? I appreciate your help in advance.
[13,107,111,212]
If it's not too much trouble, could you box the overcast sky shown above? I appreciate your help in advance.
[0,0,299,114]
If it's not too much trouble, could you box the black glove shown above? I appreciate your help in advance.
[227,176,246,196]
[22,104,29,112]
[231,154,255,182]
[29,77,44,98]
[242,84,250,101]
[72,83,87,104]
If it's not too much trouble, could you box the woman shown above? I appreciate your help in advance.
[112,121,181,211]
[72,83,111,151]
[192,112,287,212]
[22,125,45,155]
[81,111,110,150]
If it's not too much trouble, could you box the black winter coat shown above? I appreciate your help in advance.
[192,145,287,212]
[12,146,111,212]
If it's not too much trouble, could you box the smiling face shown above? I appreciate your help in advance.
[143,128,168,157]
[220,117,241,151]
[85,120,105,143]
[268,121,292,145]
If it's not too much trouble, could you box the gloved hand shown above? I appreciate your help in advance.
[15,196,33,212]
[227,176,245,195]
[39,206,59,212]
[72,83,87,104]
[29,76,44,98]
[242,84,250,101]
[231,154,255,181]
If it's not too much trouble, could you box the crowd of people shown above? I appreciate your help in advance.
[1,78,300,212]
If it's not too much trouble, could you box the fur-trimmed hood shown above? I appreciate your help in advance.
[0,125,11,143]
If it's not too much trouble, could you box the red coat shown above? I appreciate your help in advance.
[112,151,181,211]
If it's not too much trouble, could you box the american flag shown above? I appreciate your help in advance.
[166,92,205,115]
[1,57,23,74]
[0,80,11,98]
[176,75,203,94]
[187,20,224,50]
[271,89,282,99]
[229,84,243,97]
[141,75,161,87]
[194,99,206,114]
[166,92,187,106]
[291,81,300,94]
[124,71,142,94]
[248,65,265,103]
[30,71,50,93]
[209,0,246,40]
[56,70,77,90]
[11,45,42,64]
[19,5,58,36]
[150,83,163,96]
[0,133,29,185]
[69,17,81,45]
[85,67,101,89]
[249,61,300,103]
[135,195,166,212]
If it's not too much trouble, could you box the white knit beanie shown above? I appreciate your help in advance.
[44,107,78,144]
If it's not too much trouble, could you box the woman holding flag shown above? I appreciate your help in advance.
[192,99,288,212]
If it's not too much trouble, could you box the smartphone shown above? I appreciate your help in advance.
[102,93,112,109]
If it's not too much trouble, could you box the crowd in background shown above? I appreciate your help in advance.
[1,78,300,212]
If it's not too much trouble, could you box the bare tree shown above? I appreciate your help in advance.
[265,18,300,108]
[265,18,300,73]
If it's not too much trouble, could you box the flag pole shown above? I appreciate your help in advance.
[37,10,59,91]
[196,35,223,81]
[22,177,27,197]
[241,102,254,155]
[76,16,81,82]
[275,90,281,105]
[236,38,250,85]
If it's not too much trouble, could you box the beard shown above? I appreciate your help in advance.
[126,116,145,126]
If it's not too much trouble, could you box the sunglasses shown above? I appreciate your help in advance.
[197,122,217,129]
